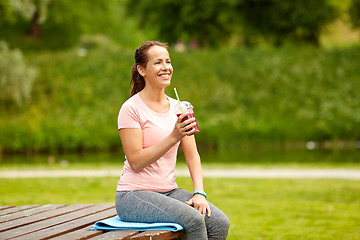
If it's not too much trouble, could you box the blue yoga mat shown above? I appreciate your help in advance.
[92,216,183,232]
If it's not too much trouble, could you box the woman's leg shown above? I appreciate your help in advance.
[166,188,230,240]
[115,190,208,240]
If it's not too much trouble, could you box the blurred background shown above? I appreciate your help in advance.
[1,1,360,239]
[1,0,359,156]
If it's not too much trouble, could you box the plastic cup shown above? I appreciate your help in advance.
[175,101,199,133]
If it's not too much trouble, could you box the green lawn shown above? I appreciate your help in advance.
[1,177,359,239]
[1,149,360,171]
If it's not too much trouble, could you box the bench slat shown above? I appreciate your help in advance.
[0,206,15,211]
[16,207,116,240]
[0,205,41,216]
[0,204,94,234]
[0,204,66,224]
[6,203,114,240]
[49,225,103,240]
[0,203,99,238]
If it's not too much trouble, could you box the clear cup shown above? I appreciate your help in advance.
[175,101,200,133]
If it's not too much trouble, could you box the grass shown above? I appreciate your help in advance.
[1,177,359,239]
[1,148,360,170]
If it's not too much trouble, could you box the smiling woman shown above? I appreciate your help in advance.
[115,41,230,239]
[129,41,171,97]
[137,45,173,89]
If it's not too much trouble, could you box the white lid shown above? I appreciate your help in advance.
[181,101,193,109]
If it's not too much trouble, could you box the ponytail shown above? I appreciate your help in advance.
[130,64,145,96]
[129,41,168,96]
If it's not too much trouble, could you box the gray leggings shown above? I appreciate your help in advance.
[115,188,230,240]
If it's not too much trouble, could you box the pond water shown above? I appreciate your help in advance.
[1,147,359,170]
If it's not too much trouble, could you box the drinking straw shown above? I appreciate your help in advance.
[173,88,183,113]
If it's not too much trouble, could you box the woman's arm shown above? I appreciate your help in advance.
[182,135,211,217]
[119,113,197,172]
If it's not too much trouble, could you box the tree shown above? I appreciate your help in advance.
[127,0,239,47]
[0,41,38,106]
[127,0,339,47]
[0,0,120,49]
[349,0,360,29]
[1,0,52,38]
[238,0,338,46]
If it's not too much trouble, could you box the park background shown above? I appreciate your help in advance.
[1,0,360,239]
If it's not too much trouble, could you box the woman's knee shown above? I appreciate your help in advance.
[181,211,207,239]
[183,210,206,229]
[206,210,230,239]
[217,215,230,235]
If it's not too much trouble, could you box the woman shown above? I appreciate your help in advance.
[115,41,230,239]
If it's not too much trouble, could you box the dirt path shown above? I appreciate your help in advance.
[1,168,360,179]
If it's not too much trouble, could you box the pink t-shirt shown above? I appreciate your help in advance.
[117,93,180,192]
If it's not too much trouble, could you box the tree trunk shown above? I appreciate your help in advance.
[28,9,42,39]
[308,31,319,46]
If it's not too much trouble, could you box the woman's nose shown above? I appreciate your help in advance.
[161,62,169,70]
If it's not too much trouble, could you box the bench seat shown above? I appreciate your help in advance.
[0,204,184,240]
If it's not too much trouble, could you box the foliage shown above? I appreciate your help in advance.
[128,0,339,47]
[0,0,53,40]
[0,0,13,25]
[170,46,360,147]
[0,0,355,49]
[1,177,360,239]
[0,0,143,50]
[9,0,52,23]
[0,35,131,152]
[0,43,359,152]
[127,0,238,47]
[0,41,37,106]
[349,0,360,28]
[239,0,338,46]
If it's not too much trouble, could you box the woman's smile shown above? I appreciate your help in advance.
[158,72,171,80]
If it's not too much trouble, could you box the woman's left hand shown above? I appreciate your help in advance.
[185,194,211,218]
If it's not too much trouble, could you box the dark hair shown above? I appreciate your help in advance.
[130,41,168,96]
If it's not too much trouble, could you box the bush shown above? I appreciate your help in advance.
[0,42,359,152]
[0,41,37,106]
[240,0,338,46]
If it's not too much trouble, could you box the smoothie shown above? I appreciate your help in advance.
[177,112,199,132]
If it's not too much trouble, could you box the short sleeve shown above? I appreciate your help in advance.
[118,101,141,130]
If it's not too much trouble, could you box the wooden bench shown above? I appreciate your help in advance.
[0,203,185,240]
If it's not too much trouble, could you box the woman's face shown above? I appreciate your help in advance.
[138,45,173,88]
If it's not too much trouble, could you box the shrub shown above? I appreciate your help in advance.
[0,41,37,106]
[1,43,359,152]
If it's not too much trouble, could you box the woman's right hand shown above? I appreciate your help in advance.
[120,114,197,172]
[172,113,198,140]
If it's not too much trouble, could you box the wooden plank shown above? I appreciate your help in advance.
[130,230,184,240]
[0,203,96,238]
[49,225,104,240]
[0,205,41,216]
[0,206,15,211]
[0,204,66,224]
[91,230,140,240]
[0,204,94,233]
[15,207,116,240]
[0,204,184,240]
